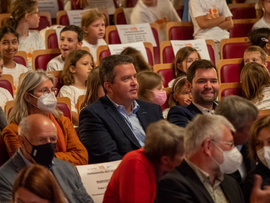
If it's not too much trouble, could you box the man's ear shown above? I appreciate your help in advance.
[77,41,83,49]
[160,155,170,166]
[186,81,191,89]
[104,82,112,93]
[202,139,213,157]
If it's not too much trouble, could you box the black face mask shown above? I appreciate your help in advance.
[24,136,56,168]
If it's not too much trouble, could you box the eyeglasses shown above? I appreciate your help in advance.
[37,87,58,96]
[211,139,234,150]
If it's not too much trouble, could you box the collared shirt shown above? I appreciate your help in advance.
[236,145,247,180]
[18,148,32,166]
[107,96,146,147]
[185,158,229,203]
[193,102,216,114]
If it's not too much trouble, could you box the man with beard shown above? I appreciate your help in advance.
[168,59,219,127]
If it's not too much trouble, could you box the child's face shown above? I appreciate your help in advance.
[71,54,93,83]
[26,6,40,28]
[60,31,82,59]
[83,18,105,42]
[244,52,266,66]
[173,83,192,106]
[0,33,19,60]
[178,51,199,73]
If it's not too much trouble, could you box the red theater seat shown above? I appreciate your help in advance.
[153,63,173,88]
[218,82,242,101]
[166,22,194,40]
[32,49,61,70]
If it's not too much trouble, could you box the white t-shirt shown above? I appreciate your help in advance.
[254,86,270,110]
[253,18,270,30]
[58,85,86,112]
[47,54,65,71]
[18,30,45,70]
[189,0,232,42]
[0,87,13,110]
[82,39,107,63]
[130,0,181,42]
[3,63,28,88]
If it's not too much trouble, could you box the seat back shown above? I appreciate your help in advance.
[228,3,257,19]
[0,13,10,27]
[166,22,194,40]
[230,19,258,38]
[106,24,160,64]
[48,71,63,95]
[220,37,251,59]
[258,109,270,119]
[56,97,71,120]
[153,63,173,88]
[45,29,59,49]
[161,87,172,111]
[218,58,243,83]
[0,74,14,97]
[77,95,86,114]
[218,82,242,101]
[57,10,70,25]
[160,40,216,65]
[14,51,27,67]
[114,8,127,24]
[32,49,61,70]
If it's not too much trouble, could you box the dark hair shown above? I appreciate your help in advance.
[12,164,66,203]
[0,26,19,42]
[60,25,83,42]
[248,28,270,49]
[120,47,152,72]
[5,0,38,29]
[173,47,201,78]
[99,55,133,93]
[186,59,218,83]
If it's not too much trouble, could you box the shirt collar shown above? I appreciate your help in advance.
[106,95,140,114]
[193,102,216,114]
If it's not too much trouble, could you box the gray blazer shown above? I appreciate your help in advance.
[0,151,94,203]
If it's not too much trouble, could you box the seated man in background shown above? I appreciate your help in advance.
[46,25,83,71]
[0,114,93,203]
[156,114,244,203]
[168,59,219,127]
[215,95,258,185]
[79,55,163,164]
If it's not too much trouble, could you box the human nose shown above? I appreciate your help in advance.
[131,77,138,86]
[204,81,212,88]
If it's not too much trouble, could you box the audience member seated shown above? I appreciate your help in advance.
[5,0,45,69]
[12,164,66,203]
[137,71,167,106]
[79,55,163,164]
[244,115,270,202]
[168,46,201,87]
[46,25,83,71]
[130,0,181,42]
[0,52,13,109]
[59,50,94,126]
[189,0,233,42]
[0,114,93,202]
[0,107,7,133]
[249,28,270,55]
[168,59,219,127]
[121,47,152,72]
[0,26,28,88]
[81,10,107,64]
[243,45,267,67]
[215,95,258,186]
[253,0,270,29]
[103,120,185,203]
[81,67,105,108]
[241,62,270,110]
[156,114,244,203]
[163,76,192,118]
[2,70,88,165]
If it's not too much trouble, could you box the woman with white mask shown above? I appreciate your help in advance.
[2,70,88,166]
[244,115,270,203]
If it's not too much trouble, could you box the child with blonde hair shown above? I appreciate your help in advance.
[81,10,107,63]
[243,45,267,67]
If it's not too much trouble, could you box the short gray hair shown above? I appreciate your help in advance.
[185,114,235,155]
[18,116,31,139]
[215,95,258,132]
[144,120,185,164]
